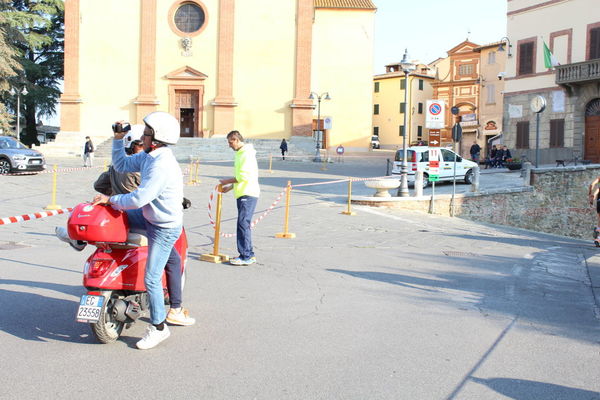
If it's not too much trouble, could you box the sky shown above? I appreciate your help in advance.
[372,0,507,74]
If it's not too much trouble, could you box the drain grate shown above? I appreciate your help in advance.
[443,251,477,257]
[0,241,31,250]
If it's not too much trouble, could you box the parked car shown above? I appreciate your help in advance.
[371,135,380,149]
[391,146,477,188]
[0,136,46,174]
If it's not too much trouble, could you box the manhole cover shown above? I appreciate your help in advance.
[0,241,31,250]
[443,251,477,257]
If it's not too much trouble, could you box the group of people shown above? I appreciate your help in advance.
[473,144,512,168]
[59,111,260,350]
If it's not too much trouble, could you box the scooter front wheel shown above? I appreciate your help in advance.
[91,292,125,343]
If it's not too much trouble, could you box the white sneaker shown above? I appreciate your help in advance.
[136,325,170,350]
[55,227,86,251]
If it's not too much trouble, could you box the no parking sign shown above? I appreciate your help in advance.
[426,100,445,129]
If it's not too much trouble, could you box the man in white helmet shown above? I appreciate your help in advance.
[93,111,186,350]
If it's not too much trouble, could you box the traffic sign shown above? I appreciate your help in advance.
[428,148,440,176]
[429,129,440,147]
[451,106,459,115]
[426,100,445,129]
[429,175,440,182]
[452,123,463,142]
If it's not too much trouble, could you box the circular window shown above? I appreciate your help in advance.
[169,1,208,37]
[174,3,205,33]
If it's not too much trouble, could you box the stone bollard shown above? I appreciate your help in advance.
[470,165,480,192]
[521,162,532,186]
[414,171,424,197]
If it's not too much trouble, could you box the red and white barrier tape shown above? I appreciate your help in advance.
[207,185,286,237]
[0,207,73,225]
[4,165,103,176]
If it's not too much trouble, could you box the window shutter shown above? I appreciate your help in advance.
[590,27,600,60]
[519,42,534,75]
[550,119,565,148]
[516,121,530,148]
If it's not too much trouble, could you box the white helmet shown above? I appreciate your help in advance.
[123,124,145,149]
[142,111,180,145]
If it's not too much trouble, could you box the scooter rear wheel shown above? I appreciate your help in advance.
[91,292,125,343]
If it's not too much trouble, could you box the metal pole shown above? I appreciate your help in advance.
[535,112,540,168]
[398,71,410,197]
[276,181,296,238]
[450,142,457,217]
[16,92,20,140]
[315,97,322,163]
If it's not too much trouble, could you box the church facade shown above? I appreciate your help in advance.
[60,0,376,150]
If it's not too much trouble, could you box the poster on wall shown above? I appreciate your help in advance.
[552,91,565,113]
[508,104,523,119]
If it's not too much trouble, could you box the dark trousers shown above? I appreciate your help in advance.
[165,247,183,308]
[236,195,258,259]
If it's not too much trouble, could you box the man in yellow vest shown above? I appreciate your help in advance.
[220,130,260,265]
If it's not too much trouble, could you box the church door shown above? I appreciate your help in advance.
[585,99,600,163]
[175,90,199,137]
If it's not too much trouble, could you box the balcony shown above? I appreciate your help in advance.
[556,59,600,88]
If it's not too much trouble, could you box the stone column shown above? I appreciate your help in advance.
[134,0,159,123]
[59,0,82,132]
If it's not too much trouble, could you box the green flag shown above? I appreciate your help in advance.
[543,41,560,69]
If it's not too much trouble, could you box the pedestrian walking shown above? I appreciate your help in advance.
[92,111,185,350]
[469,141,481,163]
[83,136,94,167]
[279,138,288,160]
[220,130,260,266]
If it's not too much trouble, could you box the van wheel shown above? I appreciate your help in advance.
[464,169,473,184]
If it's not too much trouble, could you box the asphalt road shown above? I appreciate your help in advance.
[0,155,598,399]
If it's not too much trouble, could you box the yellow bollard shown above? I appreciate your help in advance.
[268,153,273,174]
[321,152,328,171]
[200,184,230,263]
[45,164,62,210]
[341,178,356,216]
[275,181,296,239]
[186,158,195,186]
[193,159,201,183]
[103,160,108,172]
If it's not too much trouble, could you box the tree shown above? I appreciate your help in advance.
[0,2,22,134]
[0,0,63,146]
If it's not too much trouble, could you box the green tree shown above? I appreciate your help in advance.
[1,0,63,146]
[0,2,22,133]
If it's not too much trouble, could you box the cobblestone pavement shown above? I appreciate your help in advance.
[0,155,598,399]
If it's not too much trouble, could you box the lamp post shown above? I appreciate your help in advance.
[497,37,512,57]
[9,86,28,141]
[309,92,331,162]
[397,49,416,197]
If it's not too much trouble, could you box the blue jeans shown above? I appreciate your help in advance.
[236,196,258,259]
[126,209,182,324]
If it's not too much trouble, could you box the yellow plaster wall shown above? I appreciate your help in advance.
[312,9,375,150]
[231,1,296,138]
[78,1,141,136]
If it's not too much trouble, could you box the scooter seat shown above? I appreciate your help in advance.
[110,232,148,249]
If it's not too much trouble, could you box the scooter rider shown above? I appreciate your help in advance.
[93,111,184,350]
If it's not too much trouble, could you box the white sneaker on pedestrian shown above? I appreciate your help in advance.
[136,325,170,350]
[55,227,86,251]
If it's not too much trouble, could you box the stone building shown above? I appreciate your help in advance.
[372,62,435,149]
[503,0,600,164]
[57,0,376,155]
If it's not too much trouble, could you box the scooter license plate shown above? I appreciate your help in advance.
[76,295,105,323]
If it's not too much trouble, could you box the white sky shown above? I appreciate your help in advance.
[373,0,507,74]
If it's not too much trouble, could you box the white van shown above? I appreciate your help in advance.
[391,146,477,188]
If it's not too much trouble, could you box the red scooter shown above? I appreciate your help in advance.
[69,203,187,344]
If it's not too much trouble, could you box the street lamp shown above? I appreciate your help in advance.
[397,49,416,197]
[497,37,512,57]
[9,86,28,141]
[309,91,331,162]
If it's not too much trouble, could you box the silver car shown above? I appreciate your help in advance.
[0,136,46,174]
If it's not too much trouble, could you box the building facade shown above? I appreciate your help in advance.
[59,0,376,151]
[503,0,600,164]
[372,63,434,149]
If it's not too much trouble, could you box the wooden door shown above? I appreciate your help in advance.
[585,116,600,163]
[175,90,199,137]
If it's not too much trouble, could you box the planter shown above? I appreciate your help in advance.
[506,162,522,170]
[364,179,400,197]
